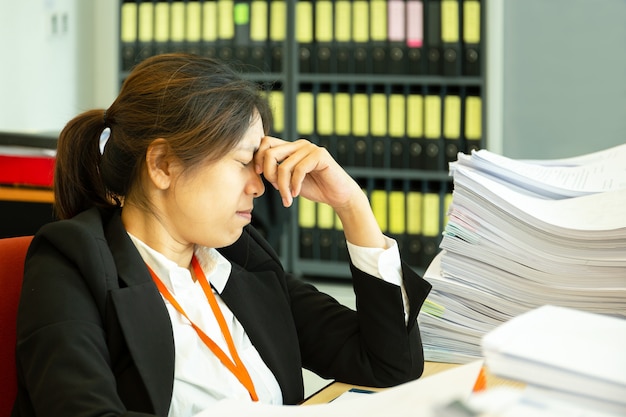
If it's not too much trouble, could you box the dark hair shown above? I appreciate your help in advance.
[54,53,272,219]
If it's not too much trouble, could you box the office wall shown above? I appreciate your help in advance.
[1,1,623,157]
[498,0,626,159]
[0,0,117,133]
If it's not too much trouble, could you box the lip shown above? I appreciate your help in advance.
[236,209,253,221]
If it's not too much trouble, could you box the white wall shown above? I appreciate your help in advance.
[0,0,118,133]
[488,0,626,159]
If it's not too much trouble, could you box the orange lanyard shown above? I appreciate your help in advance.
[146,256,259,402]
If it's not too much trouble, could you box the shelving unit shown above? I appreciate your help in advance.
[118,0,486,278]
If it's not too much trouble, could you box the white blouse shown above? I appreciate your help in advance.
[128,233,406,417]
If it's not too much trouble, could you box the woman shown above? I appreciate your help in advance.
[13,53,432,417]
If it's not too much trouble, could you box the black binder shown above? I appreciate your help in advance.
[216,0,235,63]
[233,1,251,66]
[314,0,334,73]
[462,0,481,76]
[441,0,462,76]
[200,0,218,59]
[121,0,139,71]
[352,0,370,74]
[296,1,313,73]
[407,0,425,74]
[426,0,442,75]
[387,0,408,74]
[248,0,269,71]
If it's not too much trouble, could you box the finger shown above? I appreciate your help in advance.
[272,145,313,206]
[275,144,325,205]
[260,139,304,182]
[254,136,283,174]
[287,148,325,198]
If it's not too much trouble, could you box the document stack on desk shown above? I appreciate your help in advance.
[417,144,626,363]
[473,305,626,416]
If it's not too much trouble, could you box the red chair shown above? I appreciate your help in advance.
[0,235,33,416]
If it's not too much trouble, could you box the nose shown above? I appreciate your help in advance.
[247,169,266,197]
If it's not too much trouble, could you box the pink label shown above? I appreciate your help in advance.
[388,0,406,41]
[407,1,424,48]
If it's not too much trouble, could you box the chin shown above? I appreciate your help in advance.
[216,228,245,249]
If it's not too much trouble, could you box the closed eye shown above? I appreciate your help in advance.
[238,160,253,167]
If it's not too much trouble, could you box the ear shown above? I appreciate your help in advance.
[145,138,177,190]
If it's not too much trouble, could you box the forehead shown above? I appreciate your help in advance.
[237,115,264,151]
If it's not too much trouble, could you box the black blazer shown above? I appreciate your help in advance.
[13,207,431,417]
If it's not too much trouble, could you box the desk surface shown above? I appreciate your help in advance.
[0,186,54,204]
[302,361,524,405]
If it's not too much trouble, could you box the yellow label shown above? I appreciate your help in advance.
[270,0,286,41]
[296,1,313,43]
[202,1,218,42]
[352,93,369,137]
[250,0,268,41]
[186,2,202,42]
[424,95,442,139]
[121,3,137,43]
[317,203,335,229]
[407,95,424,138]
[352,1,369,42]
[423,193,440,237]
[444,95,461,139]
[268,90,284,133]
[297,92,314,135]
[154,3,170,42]
[389,94,406,138]
[316,1,333,42]
[463,0,481,43]
[465,96,482,140]
[335,93,351,135]
[370,0,387,41]
[389,191,406,234]
[170,2,186,42]
[407,191,423,234]
[335,1,352,42]
[218,0,234,40]
[441,0,459,43]
[298,198,316,228]
[138,2,153,42]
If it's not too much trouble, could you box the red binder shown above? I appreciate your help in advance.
[0,154,55,188]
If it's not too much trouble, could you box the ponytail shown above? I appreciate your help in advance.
[54,109,117,219]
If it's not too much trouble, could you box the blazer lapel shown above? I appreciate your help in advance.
[105,212,175,416]
[219,265,305,404]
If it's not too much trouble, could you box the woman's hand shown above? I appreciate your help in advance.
[254,136,359,209]
[254,136,387,249]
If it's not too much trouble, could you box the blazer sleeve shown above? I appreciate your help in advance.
[227,225,432,388]
[288,263,431,388]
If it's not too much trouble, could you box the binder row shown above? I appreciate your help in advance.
[297,0,481,76]
[120,0,482,76]
[289,83,482,171]
[120,0,288,72]
[298,178,452,269]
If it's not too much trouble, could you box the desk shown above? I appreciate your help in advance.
[302,361,524,405]
[0,185,54,204]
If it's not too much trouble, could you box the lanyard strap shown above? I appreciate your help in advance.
[146,256,259,402]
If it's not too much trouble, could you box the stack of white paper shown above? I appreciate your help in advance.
[480,305,626,416]
[417,144,626,363]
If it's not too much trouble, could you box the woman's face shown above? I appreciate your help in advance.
[164,115,266,249]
